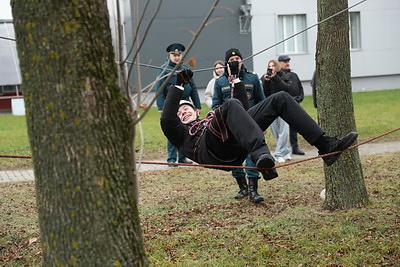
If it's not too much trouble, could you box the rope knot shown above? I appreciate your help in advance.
[189,110,215,136]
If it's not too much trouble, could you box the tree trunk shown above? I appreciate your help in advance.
[11,1,148,265]
[316,0,369,210]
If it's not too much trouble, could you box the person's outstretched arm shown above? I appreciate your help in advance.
[160,69,194,148]
[227,61,249,110]
[231,80,249,110]
[160,85,186,148]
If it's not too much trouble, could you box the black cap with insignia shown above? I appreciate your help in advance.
[225,48,243,62]
[166,43,185,54]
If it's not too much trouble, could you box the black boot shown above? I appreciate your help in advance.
[292,146,305,155]
[260,169,278,181]
[256,154,279,180]
[248,178,264,203]
[315,132,358,166]
[234,177,249,199]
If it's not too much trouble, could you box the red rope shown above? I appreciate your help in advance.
[0,155,32,159]
[1,127,399,171]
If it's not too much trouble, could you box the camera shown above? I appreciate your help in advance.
[266,68,273,77]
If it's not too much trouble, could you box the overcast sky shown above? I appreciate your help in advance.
[0,1,12,19]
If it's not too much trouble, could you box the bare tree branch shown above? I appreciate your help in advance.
[134,0,221,124]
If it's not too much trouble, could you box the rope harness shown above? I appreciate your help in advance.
[187,111,214,162]
[188,111,214,137]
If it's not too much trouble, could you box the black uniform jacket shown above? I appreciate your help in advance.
[160,84,249,169]
[280,69,304,103]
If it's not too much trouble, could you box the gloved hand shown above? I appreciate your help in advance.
[226,61,240,77]
[176,69,193,86]
[294,96,302,103]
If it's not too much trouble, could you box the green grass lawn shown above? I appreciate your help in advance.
[0,115,31,156]
[1,152,399,265]
[1,89,399,265]
[0,89,399,169]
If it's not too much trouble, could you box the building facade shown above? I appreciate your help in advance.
[0,19,22,113]
[250,0,400,95]
[1,1,399,112]
[114,0,253,93]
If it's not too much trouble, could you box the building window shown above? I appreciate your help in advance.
[0,85,22,95]
[239,1,252,34]
[349,12,361,50]
[3,85,16,92]
[277,14,307,54]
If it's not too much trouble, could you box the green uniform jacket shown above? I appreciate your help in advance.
[155,59,201,111]
[212,67,265,109]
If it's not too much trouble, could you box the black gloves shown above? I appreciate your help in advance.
[294,96,303,103]
[226,61,240,77]
[176,69,193,86]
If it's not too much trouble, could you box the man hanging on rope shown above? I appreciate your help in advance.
[160,64,358,199]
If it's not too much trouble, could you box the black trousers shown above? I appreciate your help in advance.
[202,91,324,166]
[289,126,299,149]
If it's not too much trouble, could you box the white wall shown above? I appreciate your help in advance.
[250,0,400,92]
[251,0,317,82]
[0,2,12,19]
[349,0,400,77]
[0,2,21,86]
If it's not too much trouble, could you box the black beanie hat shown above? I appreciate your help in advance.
[225,48,242,62]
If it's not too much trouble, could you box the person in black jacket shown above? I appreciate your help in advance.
[261,59,292,163]
[311,70,317,108]
[160,68,358,202]
[278,55,306,155]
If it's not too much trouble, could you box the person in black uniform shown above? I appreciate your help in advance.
[278,55,306,155]
[160,67,358,199]
[212,48,266,203]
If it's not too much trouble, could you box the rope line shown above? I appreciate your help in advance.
[1,127,399,171]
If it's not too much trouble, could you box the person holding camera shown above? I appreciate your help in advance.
[260,59,292,163]
[212,48,266,203]
[278,55,306,156]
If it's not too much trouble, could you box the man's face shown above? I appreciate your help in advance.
[177,104,198,124]
[227,55,243,71]
[280,60,290,70]
[169,53,183,64]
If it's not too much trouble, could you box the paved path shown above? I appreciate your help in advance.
[1,141,399,183]
[0,169,35,183]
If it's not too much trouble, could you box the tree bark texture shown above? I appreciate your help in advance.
[316,0,368,210]
[11,1,148,265]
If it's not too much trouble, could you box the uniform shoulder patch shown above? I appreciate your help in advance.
[246,69,257,75]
